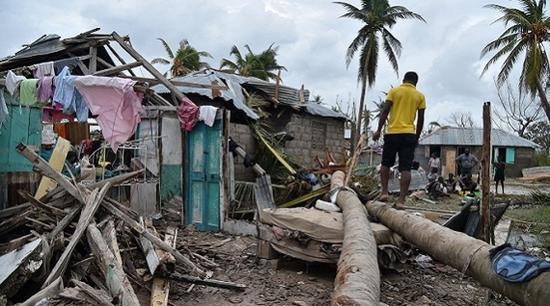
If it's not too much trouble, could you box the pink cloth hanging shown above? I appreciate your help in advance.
[37,76,54,103]
[74,76,144,152]
[177,96,199,131]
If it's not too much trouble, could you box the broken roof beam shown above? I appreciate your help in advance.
[93,61,141,76]
[105,43,137,77]
[111,32,186,105]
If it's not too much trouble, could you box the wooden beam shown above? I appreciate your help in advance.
[93,61,141,76]
[102,219,123,267]
[89,46,98,73]
[17,143,84,203]
[480,102,492,242]
[72,279,114,306]
[111,32,187,104]
[106,43,137,76]
[34,137,71,200]
[96,57,115,69]
[19,277,64,306]
[102,201,204,276]
[150,226,177,306]
[42,183,111,288]
[18,190,66,217]
[47,206,80,241]
[87,223,140,306]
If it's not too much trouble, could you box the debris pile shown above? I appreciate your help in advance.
[0,144,244,305]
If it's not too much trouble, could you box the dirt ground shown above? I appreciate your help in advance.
[164,229,515,306]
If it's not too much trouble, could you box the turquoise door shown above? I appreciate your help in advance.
[186,120,222,231]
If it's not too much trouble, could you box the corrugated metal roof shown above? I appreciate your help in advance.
[152,69,347,120]
[304,103,348,120]
[419,127,540,148]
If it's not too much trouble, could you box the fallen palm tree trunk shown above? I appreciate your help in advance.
[330,171,380,306]
[367,201,550,306]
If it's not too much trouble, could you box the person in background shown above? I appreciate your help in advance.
[373,71,426,209]
[428,152,441,175]
[494,155,506,195]
[456,148,479,178]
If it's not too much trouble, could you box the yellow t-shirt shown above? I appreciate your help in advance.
[385,83,426,134]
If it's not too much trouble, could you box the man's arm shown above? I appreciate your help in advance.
[372,101,392,141]
[416,109,425,142]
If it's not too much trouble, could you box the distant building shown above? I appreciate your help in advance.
[416,127,540,177]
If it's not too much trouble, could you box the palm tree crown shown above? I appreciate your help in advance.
[152,38,212,77]
[336,0,425,84]
[481,0,550,121]
[220,45,286,81]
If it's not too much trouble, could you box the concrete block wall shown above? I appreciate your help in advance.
[229,123,256,181]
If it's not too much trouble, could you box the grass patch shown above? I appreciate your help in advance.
[505,206,550,230]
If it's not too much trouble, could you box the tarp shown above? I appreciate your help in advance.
[260,207,396,245]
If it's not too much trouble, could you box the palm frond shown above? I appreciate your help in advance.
[345,27,369,67]
[151,58,171,65]
[382,28,402,56]
[357,33,379,87]
[156,38,174,60]
[220,58,239,71]
[496,41,528,84]
[382,33,399,74]
[333,1,367,21]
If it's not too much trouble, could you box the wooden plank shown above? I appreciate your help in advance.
[34,137,71,200]
[494,219,512,246]
[130,183,157,216]
[480,102,491,242]
[72,279,114,306]
[445,149,456,176]
[42,183,111,288]
[87,223,140,306]
[93,61,141,76]
[139,218,161,275]
[150,226,177,306]
[96,57,115,69]
[47,206,80,241]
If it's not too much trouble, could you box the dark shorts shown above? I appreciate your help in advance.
[381,134,417,171]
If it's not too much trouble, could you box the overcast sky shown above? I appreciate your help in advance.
[0,0,523,126]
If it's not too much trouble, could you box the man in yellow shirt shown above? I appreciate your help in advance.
[373,71,426,208]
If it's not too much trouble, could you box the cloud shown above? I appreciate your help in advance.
[0,0,520,127]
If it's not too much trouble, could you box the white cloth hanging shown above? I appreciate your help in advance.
[5,70,26,96]
[33,61,55,78]
[199,105,218,127]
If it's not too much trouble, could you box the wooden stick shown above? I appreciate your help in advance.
[47,206,80,241]
[87,223,141,306]
[480,102,492,242]
[166,272,246,291]
[42,183,111,288]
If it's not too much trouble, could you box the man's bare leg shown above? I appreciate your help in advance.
[380,165,390,202]
[396,170,411,208]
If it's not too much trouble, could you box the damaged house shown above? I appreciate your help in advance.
[416,127,540,177]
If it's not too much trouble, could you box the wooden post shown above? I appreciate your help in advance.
[89,46,98,73]
[274,70,281,102]
[480,102,491,243]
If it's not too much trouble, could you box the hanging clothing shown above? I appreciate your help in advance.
[54,58,81,74]
[53,66,88,122]
[177,96,199,131]
[74,76,144,152]
[5,70,26,97]
[19,79,39,106]
[0,89,8,130]
[33,62,55,78]
[37,76,54,103]
[199,105,218,127]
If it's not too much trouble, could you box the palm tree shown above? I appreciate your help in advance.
[335,0,425,147]
[152,38,212,77]
[220,44,286,81]
[481,0,550,121]
[312,95,324,103]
